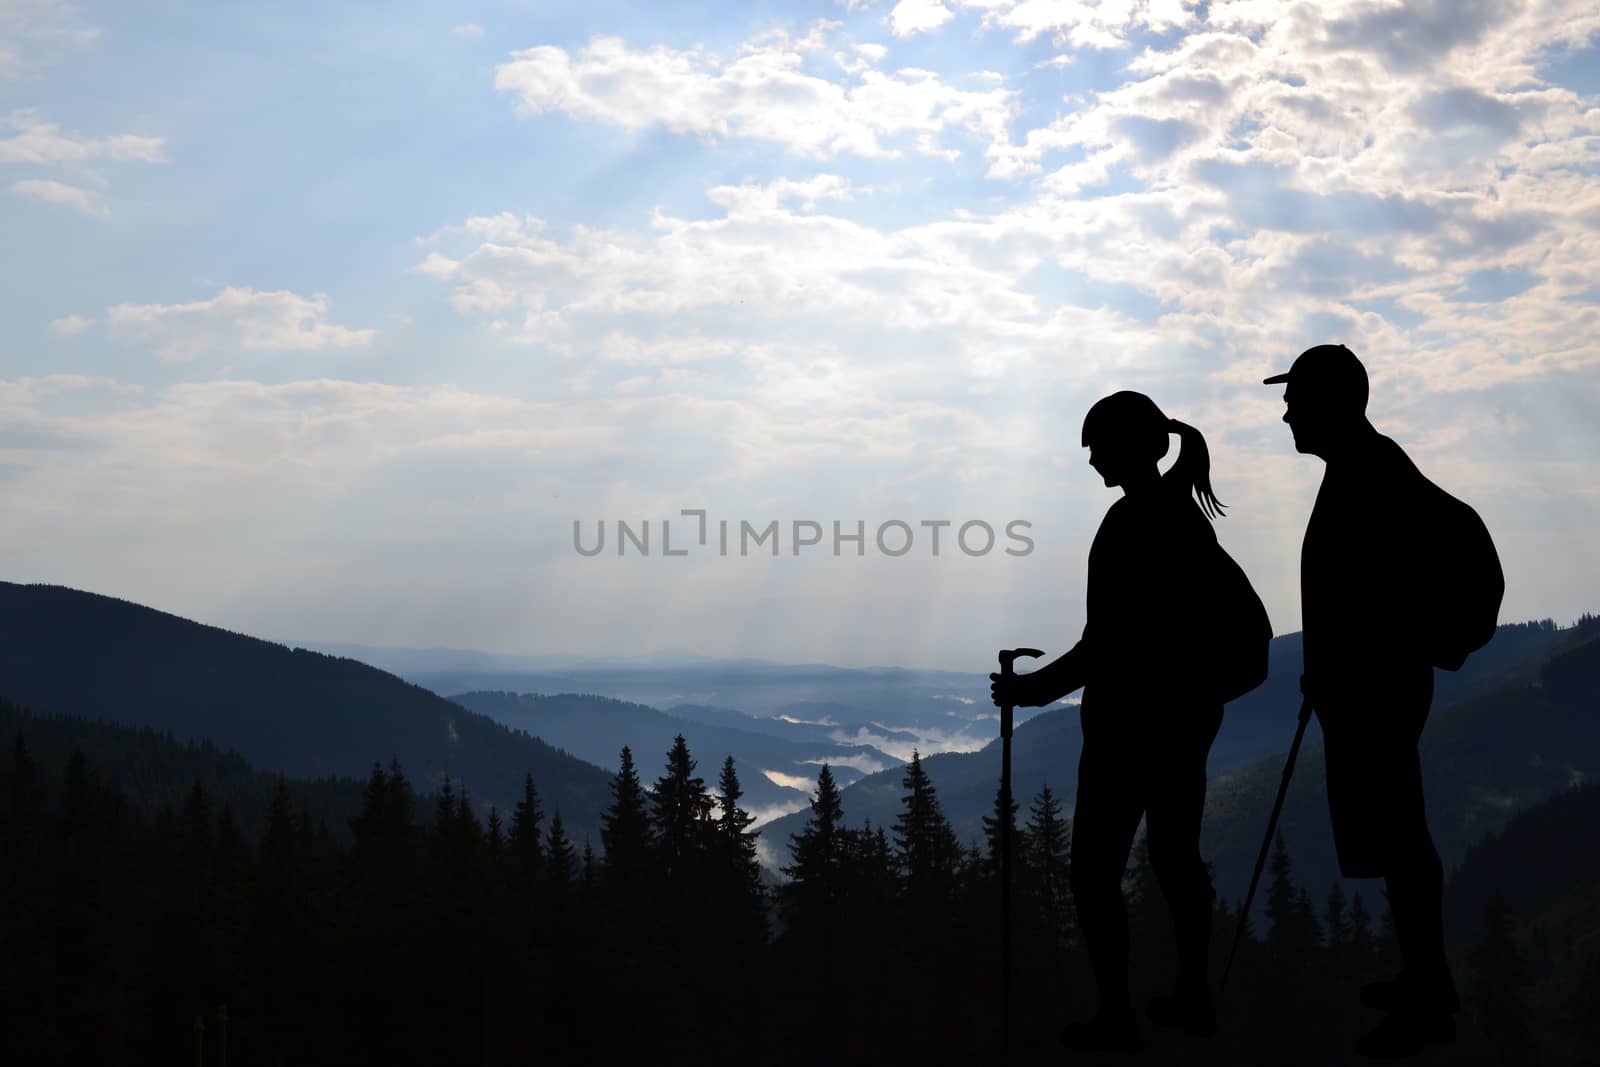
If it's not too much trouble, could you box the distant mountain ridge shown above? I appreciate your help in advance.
[0,582,616,842]
[7,581,1594,898]
[448,690,902,815]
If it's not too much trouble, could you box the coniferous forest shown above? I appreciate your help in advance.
[5,698,1599,1066]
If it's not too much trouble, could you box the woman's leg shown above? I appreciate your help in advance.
[1145,705,1224,999]
[1070,742,1147,1016]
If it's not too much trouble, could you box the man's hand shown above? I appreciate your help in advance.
[990,671,1041,709]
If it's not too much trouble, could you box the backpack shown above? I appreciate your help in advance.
[1206,541,1274,704]
[1416,481,1504,671]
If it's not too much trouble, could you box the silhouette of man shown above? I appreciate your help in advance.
[1266,344,1460,1057]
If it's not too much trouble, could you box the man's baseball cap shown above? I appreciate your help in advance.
[1263,343,1368,410]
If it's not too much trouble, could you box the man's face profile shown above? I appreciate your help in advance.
[1281,381,1323,457]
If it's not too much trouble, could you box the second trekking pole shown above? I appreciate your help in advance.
[996,647,1042,1056]
[1220,697,1314,994]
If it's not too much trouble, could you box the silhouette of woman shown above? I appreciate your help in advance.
[991,390,1248,1053]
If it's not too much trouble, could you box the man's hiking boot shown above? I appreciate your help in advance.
[1352,1008,1455,1059]
[1060,1007,1143,1055]
[1146,990,1217,1037]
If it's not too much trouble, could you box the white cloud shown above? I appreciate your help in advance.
[106,287,376,362]
[889,0,955,37]
[801,751,894,774]
[761,768,818,792]
[10,177,104,216]
[0,108,165,165]
[492,27,1016,161]
[7,0,1599,676]
[950,0,1201,47]
[827,722,991,759]
[0,0,99,78]
[47,312,92,335]
[415,174,1169,376]
[449,23,485,39]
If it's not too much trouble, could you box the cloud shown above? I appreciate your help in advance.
[8,1,1598,675]
[801,751,894,774]
[827,723,991,759]
[1320,0,1520,73]
[11,176,104,216]
[949,0,1200,48]
[747,800,812,831]
[47,312,93,335]
[0,0,100,78]
[449,23,485,39]
[0,109,165,165]
[761,768,817,791]
[492,27,1016,161]
[889,0,955,37]
[106,287,376,362]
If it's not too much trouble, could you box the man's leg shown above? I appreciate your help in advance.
[1382,746,1458,1014]
[1353,670,1457,1057]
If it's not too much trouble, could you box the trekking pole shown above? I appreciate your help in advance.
[1219,698,1314,994]
[997,647,1042,1055]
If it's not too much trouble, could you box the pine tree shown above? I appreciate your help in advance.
[890,749,964,1039]
[1023,784,1074,953]
[1321,880,1353,1034]
[249,778,330,1062]
[781,763,849,960]
[581,838,598,898]
[0,735,53,1062]
[1468,892,1538,1065]
[1349,891,1374,962]
[344,760,421,1060]
[508,772,543,887]
[1261,834,1324,1038]
[601,745,653,899]
[544,810,579,906]
[980,780,1022,883]
[714,755,764,902]
[454,785,482,843]
[433,775,458,840]
[145,779,227,1056]
[52,749,134,1063]
[892,751,960,911]
[1265,832,1296,954]
[486,805,505,863]
[651,735,710,884]
[1324,881,1349,953]
[1566,950,1600,1067]
[210,803,249,1017]
[1294,886,1321,947]
[1124,832,1172,985]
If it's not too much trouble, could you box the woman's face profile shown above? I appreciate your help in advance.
[1086,423,1171,489]
[1086,435,1138,488]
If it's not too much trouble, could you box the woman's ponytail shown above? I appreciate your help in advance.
[1165,417,1226,520]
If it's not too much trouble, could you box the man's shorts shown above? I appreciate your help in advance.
[1320,726,1428,878]
[1314,661,1434,878]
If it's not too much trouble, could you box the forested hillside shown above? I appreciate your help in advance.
[0,583,616,841]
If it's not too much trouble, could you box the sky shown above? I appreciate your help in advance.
[3,0,1599,672]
